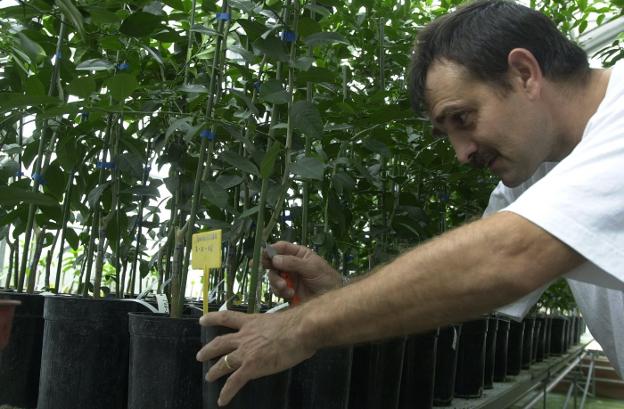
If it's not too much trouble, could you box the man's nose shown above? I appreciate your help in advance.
[449,134,478,165]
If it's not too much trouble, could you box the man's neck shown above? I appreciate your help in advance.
[548,68,612,160]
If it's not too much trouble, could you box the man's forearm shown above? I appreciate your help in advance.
[298,211,584,350]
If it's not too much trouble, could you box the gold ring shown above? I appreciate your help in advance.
[223,354,234,371]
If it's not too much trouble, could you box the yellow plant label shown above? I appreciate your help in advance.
[192,229,222,269]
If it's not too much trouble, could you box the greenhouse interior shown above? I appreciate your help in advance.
[1,0,624,408]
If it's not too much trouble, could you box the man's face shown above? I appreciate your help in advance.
[425,59,552,187]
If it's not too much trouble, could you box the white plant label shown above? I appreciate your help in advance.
[156,293,169,314]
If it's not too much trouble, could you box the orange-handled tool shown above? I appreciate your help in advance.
[264,244,300,305]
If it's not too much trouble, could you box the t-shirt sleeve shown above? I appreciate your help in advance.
[504,88,624,290]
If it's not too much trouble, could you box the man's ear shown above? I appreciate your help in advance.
[507,48,543,99]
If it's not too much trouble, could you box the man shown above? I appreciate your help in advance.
[196,0,624,405]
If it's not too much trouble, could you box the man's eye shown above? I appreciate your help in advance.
[452,112,468,126]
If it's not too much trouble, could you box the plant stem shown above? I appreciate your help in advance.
[17,15,66,292]
[54,168,75,293]
[174,2,230,318]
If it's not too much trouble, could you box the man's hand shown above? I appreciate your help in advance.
[196,310,316,406]
[262,241,343,303]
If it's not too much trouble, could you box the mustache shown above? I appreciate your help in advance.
[469,151,497,169]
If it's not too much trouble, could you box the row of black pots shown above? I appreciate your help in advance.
[0,290,586,409]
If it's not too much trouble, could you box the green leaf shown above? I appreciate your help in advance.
[292,156,326,181]
[362,136,391,157]
[305,3,332,17]
[15,33,45,64]
[238,206,259,218]
[332,172,355,194]
[259,80,289,105]
[298,17,322,38]
[221,151,259,175]
[230,90,259,116]
[201,181,229,208]
[260,141,282,178]
[0,186,58,207]
[65,228,79,250]
[303,32,349,47]
[0,93,60,112]
[190,24,220,36]
[252,37,289,62]
[0,158,19,183]
[87,182,111,208]
[88,7,120,25]
[120,11,162,37]
[237,19,266,41]
[216,174,243,189]
[68,77,96,98]
[24,76,45,96]
[229,0,255,11]
[76,59,114,71]
[178,84,210,93]
[106,73,139,101]
[55,0,86,41]
[297,67,336,83]
[290,101,323,137]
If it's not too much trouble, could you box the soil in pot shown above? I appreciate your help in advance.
[506,320,524,376]
[0,292,45,409]
[433,324,461,407]
[454,318,489,399]
[483,316,499,389]
[37,296,150,409]
[493,317,510,382]
[521,317,535,369]
[202,325,290,409]
[128,312,203,409]
[349,337,406,409]
[399,329,439,409]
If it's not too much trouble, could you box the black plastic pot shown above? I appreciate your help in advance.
[433,324,461,406]
[289,346,353,409]
[202,325,290,409]
[506,320,524,376]
[521,317,535,369]
[549,316,566,356]
[38,296,149,409]
[455,318,489,399]
[531,320,541,364]
[483,316,499,389]
[349,337,406,409]
[399,330,439,409]
[0,292,45,408]
[544,316,553,358]
[128,312,203,409]
[535,316,548,362]
[493,317,510,382]
[562,317,570,352]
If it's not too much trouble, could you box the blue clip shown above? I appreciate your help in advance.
[438,192,449,203]
[55,51,62,60]
[216,12,230,21]
[32,173,47,185]
[281,31,296,42]
[96,161,115,170]
[15,171,23,177]
[81,111,89,120]
[200,130,215,141]
[253,80,262,91]
[143,166,152,175]
[116,62,129,71]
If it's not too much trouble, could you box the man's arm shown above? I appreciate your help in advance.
[197,211,584,406]
[301,211,584,347]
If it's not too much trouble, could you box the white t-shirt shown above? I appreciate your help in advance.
[483,60,624,376]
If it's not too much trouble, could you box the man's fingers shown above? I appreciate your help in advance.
[205,353,238,382]
[268,271,294,298]
[199,310,250,329]
[218,367,251,407]
[196,332,237,362]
